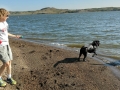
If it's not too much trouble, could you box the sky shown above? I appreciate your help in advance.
[0,0,120,11]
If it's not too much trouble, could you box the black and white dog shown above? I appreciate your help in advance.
[78,40,100,61]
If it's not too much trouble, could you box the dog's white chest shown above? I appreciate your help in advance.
[88,45,93,50]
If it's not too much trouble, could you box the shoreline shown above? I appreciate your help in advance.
[1,38,119,90]
[19,37,120,62]
[11,38,120,79]
[19,38,120,70]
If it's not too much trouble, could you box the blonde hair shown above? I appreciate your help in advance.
[0,8,10,18]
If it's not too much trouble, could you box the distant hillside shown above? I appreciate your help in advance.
[9,7,120,15]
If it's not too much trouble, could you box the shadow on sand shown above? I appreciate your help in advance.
[53,58,81,68]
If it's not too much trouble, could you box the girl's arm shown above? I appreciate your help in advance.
[8,33,22,38]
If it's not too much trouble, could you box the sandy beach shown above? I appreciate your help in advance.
[0,38,120,90]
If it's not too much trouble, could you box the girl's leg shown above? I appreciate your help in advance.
[0,62,9,87]
[0,62,9,77]
[6,61,11,78]
[6,60,17,85]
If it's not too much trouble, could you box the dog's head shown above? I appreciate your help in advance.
[92,40,100,47]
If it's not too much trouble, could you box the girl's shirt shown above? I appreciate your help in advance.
[0,21,9,46]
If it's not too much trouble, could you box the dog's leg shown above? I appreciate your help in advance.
[92,49,97,57]
[83,52,87,61]
[92,53,95,57]
[92,53,97,57]
[78,49,82,61]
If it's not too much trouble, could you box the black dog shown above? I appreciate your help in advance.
[78,40,100,61]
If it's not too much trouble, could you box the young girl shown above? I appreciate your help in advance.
[0,8,21,87]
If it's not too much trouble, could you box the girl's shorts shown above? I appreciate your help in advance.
[0,45,13,63]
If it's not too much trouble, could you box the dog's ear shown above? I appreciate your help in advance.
[96,41,100,46]
[97,41,100,45]
[92,40,96,45]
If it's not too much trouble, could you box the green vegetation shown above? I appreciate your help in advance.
[9,7,120,15]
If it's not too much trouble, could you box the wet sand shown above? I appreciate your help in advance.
[0,38,120,90]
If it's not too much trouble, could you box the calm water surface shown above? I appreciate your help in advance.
[8,11,120,61]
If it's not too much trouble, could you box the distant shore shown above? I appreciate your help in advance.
[9,7,120,15]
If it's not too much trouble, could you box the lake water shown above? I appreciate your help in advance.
[8,11,120,61]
